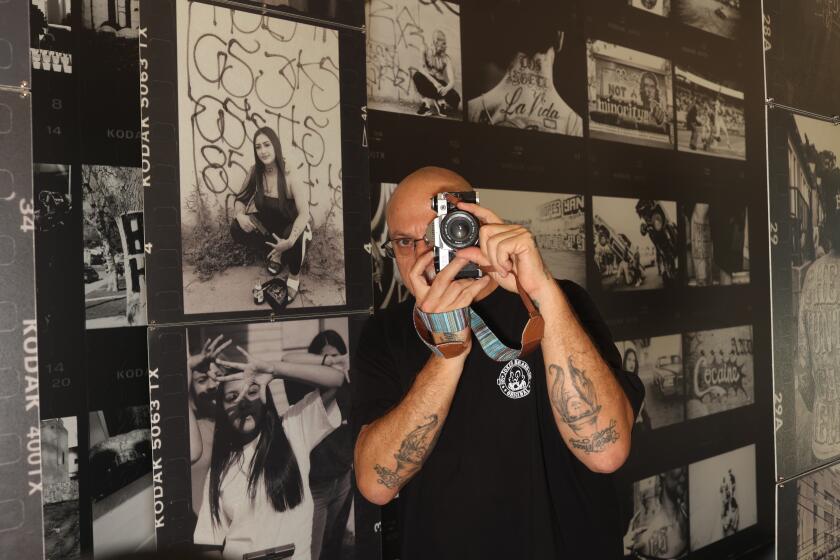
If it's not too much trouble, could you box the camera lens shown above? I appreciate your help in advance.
[440,211,479,249]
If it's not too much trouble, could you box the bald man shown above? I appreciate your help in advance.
[351,167,644,559]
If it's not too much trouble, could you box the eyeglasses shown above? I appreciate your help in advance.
[380,237,427,259]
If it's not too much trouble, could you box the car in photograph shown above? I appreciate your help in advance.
[83,265,100,283]
[654,354,683,397]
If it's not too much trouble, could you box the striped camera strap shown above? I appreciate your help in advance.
[413,272,544,361]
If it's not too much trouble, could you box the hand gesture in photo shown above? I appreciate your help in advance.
[216,346,275,404]
[188,334,233,373]
[454,201,553,299]
[623,511,648,554]
[265,233,293,262]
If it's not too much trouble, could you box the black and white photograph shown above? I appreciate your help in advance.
[30,0,72,73]
[81,164,146,329]
[616,335,685,431]
[480,189,586,285]
[622,467,688,559]
[177,1,346,315]
[688,444,757,551]
[186,317,353,559]
[78,0,141,162]
[370,182,410,310]
[463,0,584,136]
[628,0,670,17]
[774,114,840,475]
[794,463,840,560]
[366,0,463,120]
[587,41,674,149]
[684,325,754,420]
[35,163,72,234]
[764,0,840,119]
[89,406,155,556]
[683,202,750,286]
[675,67,745,160]
[42,416,80,560]
[673,0,742,41]
[592,196,679,291]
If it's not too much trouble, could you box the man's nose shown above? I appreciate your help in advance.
[208,378,219,389]
[416,239,432,257]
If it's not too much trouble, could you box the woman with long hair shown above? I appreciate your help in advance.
[193,345,343,559]
[230,126,312,302]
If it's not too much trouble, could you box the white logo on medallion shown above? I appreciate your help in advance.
[498,359,532,399]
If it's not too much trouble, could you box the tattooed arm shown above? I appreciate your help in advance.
[354,349,467,506]
[537,282,635,473]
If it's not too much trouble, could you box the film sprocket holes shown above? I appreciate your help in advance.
[426,191,481,279]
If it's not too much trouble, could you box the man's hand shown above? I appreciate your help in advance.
[454,201,554,299]
[266,233,292,261]
[188,335,233,373]
[409,250,490,346]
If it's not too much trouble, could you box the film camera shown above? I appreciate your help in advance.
[425,191,483,280]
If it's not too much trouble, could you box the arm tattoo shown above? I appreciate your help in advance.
[374,415,440,489]
[570,419,620,453]
[549,357,618,454]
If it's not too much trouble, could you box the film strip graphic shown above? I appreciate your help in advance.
[0,1,45,557]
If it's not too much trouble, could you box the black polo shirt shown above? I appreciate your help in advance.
[351,280,645,560]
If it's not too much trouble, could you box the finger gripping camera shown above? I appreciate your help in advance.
[426,191,483,280]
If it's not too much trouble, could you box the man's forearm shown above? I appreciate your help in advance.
[355,352,465,505]
[534,282,634,473]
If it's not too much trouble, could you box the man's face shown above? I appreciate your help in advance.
[387,193,440,297]
[642,77,657,99]
[191,364,221,418]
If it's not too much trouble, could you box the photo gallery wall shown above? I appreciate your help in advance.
[31,0,376,560]
[23,0,773,559]
[765,1,840,557]
[366,0,772,559]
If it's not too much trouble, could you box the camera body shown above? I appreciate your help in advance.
[426,191,482,280]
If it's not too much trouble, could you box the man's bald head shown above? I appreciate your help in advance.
[386,166,472,229]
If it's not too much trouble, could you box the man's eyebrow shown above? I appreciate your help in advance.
[389,231,415,238]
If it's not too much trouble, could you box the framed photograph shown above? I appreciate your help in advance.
[765,0,840,119]
[81,164,147,329]
[683,202,750,286]
[672,0,742,41]
[622,467,689,559]
[684,325,754,420]
[89,406,155,556]
[688,444,757,551]
[30,0,73,74]
[616,335,685,431]
[462,0,585,136]
[768,111,840,478]
[147,316,380,559]
[366,0,463,120]
[592,196,680,292]
[777,462,840,560]
[142,1,370,324]
[675,67,745,161]
[587,40,674,149]
[42,416,80,560]
[77,0,141,165]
